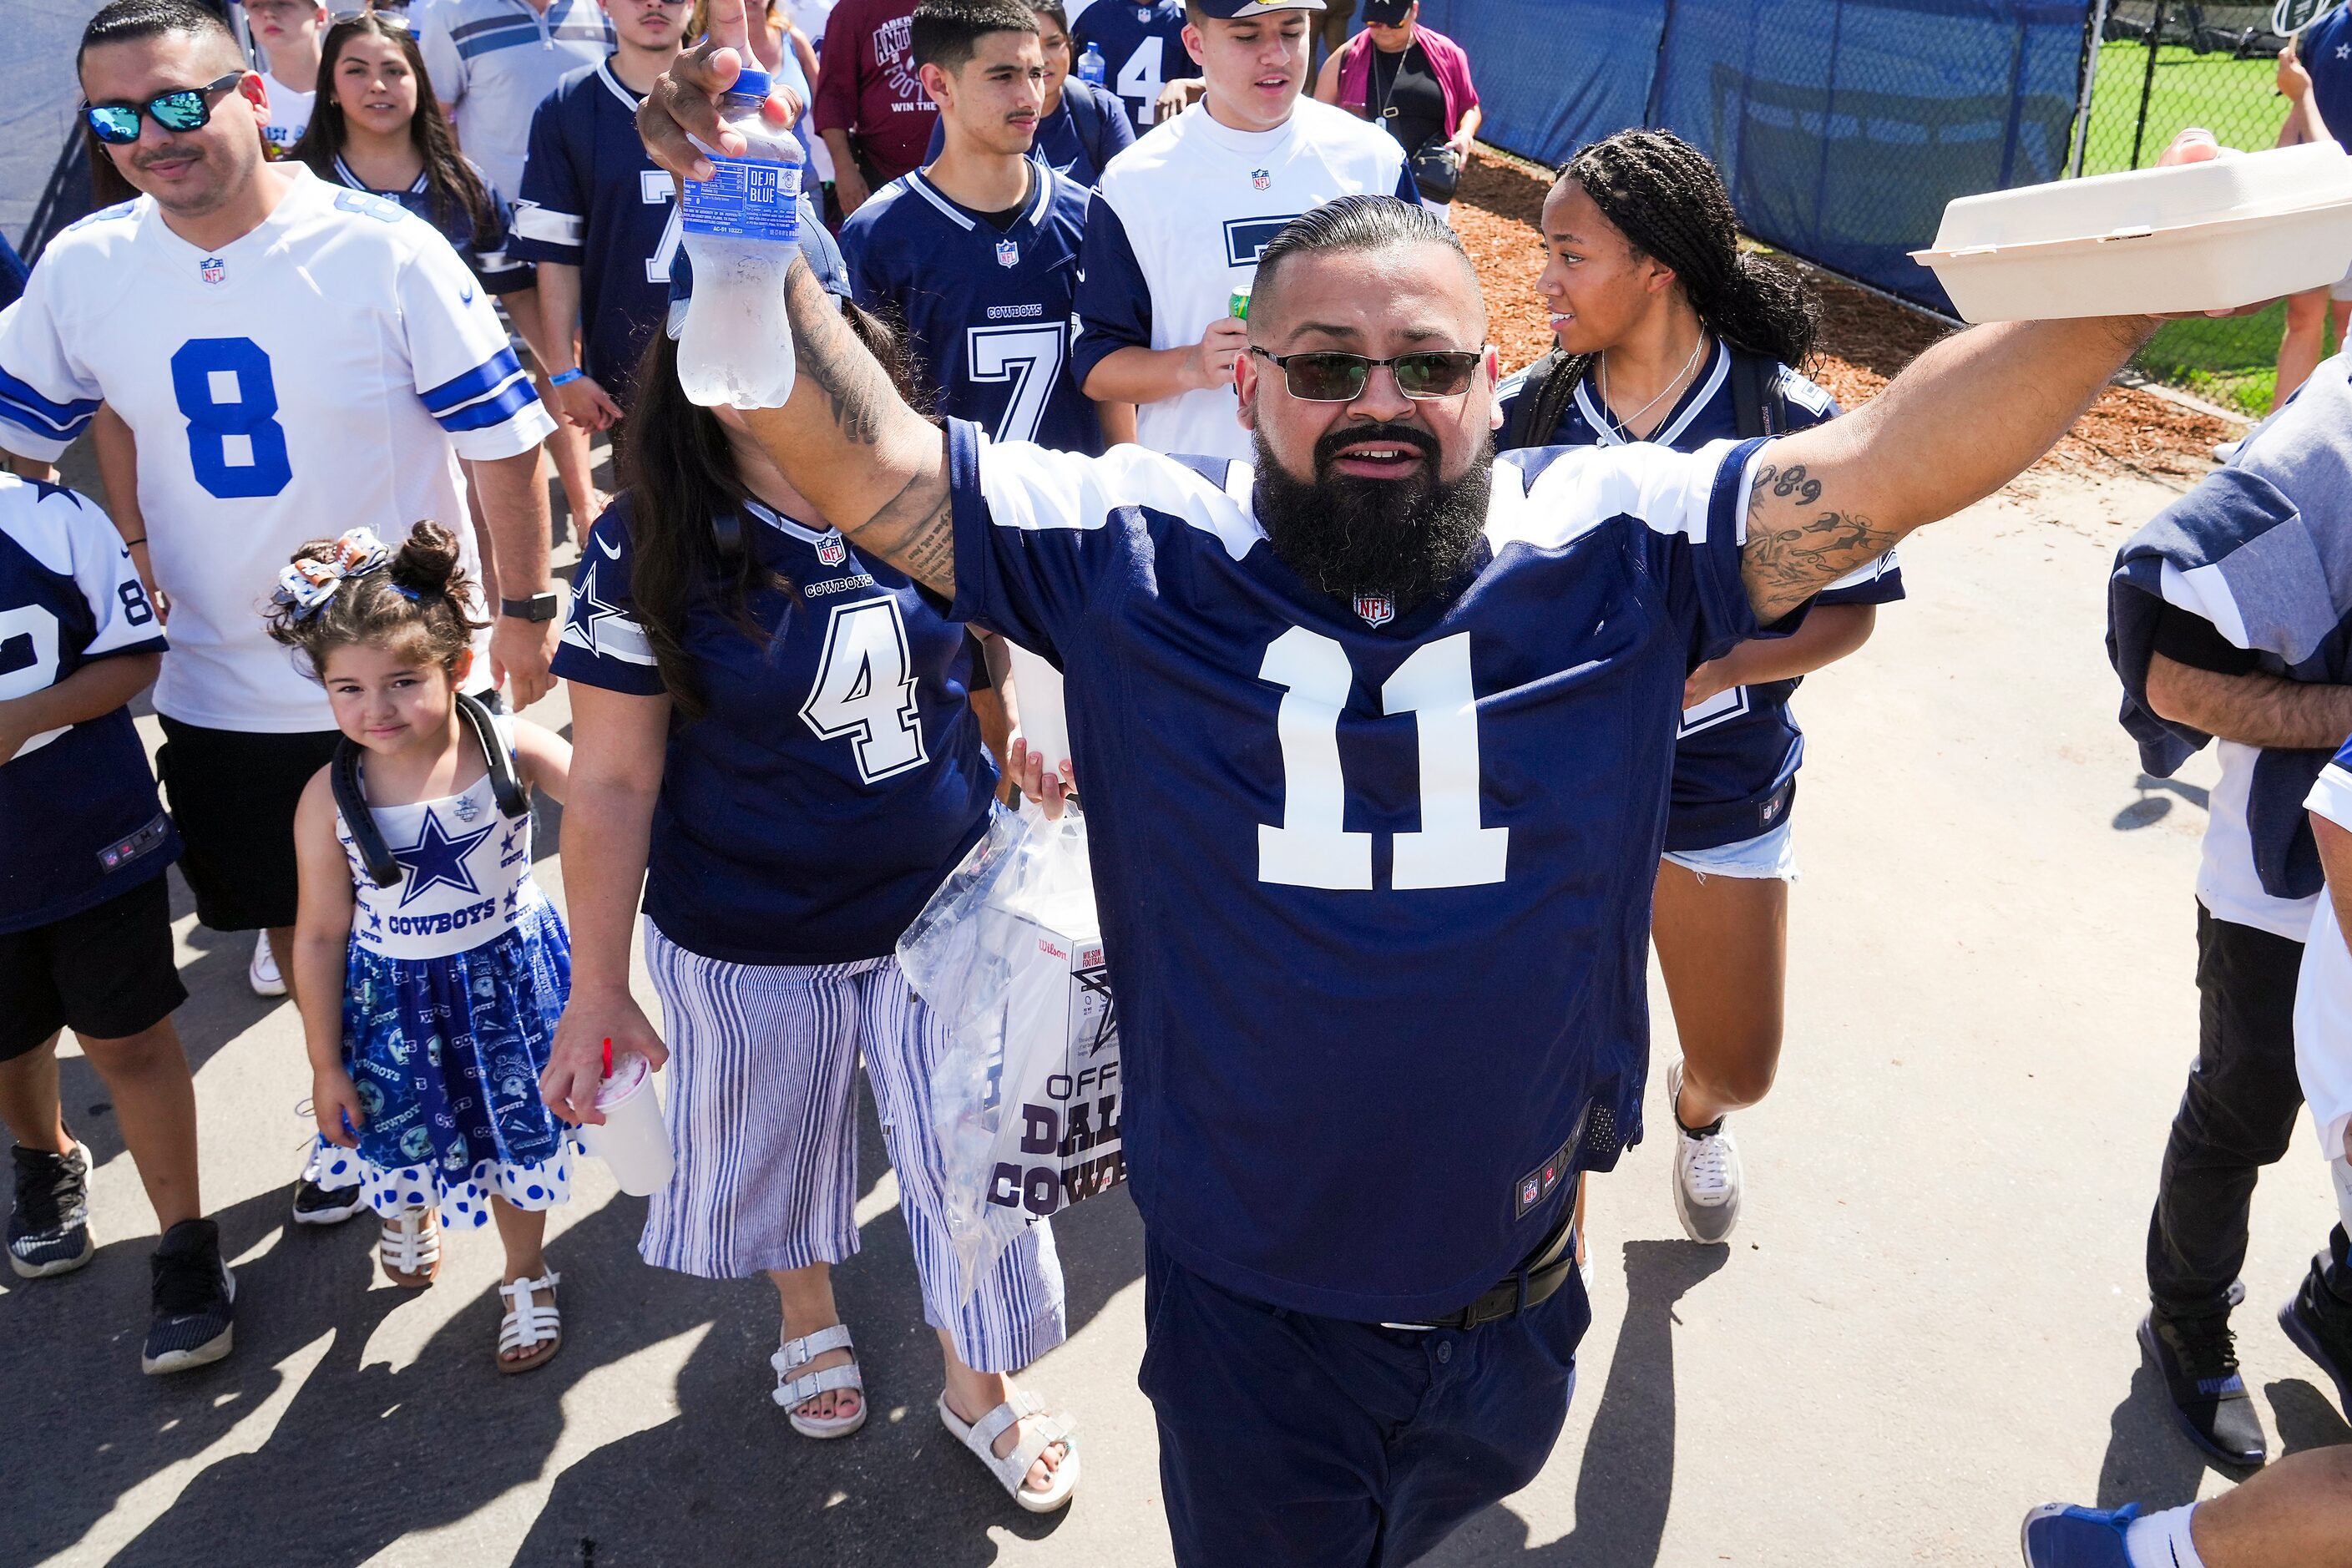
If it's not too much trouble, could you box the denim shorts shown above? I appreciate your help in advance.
[1662,816,1798,882]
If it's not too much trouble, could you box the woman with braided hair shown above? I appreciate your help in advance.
[1498,128,1905,1250]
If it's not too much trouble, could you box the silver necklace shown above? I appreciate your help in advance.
[1597,333,1707,442]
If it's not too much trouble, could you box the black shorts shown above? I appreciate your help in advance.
[0,873,187,1060]
[155,716,341,933]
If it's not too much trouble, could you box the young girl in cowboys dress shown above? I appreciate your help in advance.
[273,522,577,1372]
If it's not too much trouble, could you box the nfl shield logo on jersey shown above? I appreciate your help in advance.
[200,255,226,285]
[817,532,848,567]
[1252,168,1272,190]
[995,239,1019,268]
[1353,592,1394,627]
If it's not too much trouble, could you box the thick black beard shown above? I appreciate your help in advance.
[1252,422,1494,616]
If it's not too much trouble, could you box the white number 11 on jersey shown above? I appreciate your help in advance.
[1257,626,1508,891]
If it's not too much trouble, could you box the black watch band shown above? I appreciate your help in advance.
[500,590,561,623]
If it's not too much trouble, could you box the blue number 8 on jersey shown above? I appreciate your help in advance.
[169,337,293,499]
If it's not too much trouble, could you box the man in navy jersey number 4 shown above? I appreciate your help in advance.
[646,32,2219,1555]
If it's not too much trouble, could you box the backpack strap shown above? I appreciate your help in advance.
[1727,346,1790,439]
[1065,85,1109,179]
[1505,349,1581,451]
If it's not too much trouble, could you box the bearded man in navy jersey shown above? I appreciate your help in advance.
[646,29,2218,1560]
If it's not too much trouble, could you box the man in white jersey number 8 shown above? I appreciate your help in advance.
[645,32,2216,1559]
[0,1,559,1222]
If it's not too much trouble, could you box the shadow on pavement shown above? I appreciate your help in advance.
[2266,1377,2352,1454]
[1424,1239,1728,1567]
[4,1070,1144,1567]
[2095,1359,2238,1509]
[508,1080,1145,1567]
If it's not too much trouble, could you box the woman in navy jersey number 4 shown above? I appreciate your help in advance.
[541,283,1078,1510]
[1497,130,1903,1249]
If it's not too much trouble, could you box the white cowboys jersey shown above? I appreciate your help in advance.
[0,166,555,730]
[1074,98,1413,461]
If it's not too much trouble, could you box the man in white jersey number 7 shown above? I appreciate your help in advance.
[647,32,2213,1558]
[0,1,559,1229]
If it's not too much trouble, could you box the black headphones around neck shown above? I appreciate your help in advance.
[334,690,530,889]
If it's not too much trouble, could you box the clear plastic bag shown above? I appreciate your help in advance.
[899,802,1123,1303]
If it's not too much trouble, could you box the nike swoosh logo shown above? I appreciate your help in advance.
[460,282,476,304]
[596,534,622,559]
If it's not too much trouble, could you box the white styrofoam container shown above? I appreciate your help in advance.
[1912,141,2352,322]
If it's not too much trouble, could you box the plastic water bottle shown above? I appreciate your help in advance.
[1076,42,1106,87]
[676,68,803,408]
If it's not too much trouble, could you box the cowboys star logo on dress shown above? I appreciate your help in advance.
[200,255,226,285]
[995,239,1020,268]
[817,531,848,567]
[1353,592,1394,627]
[1252,168,1272,190]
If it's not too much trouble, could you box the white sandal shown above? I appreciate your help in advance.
[379,1206,441,1287]
[771,1323,867,1438]
[938,1388,1080,1514]
[496,1271,562,1373]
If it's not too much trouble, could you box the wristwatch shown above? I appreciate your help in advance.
[500,590,561,623]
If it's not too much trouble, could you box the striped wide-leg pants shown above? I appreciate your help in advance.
[640,919,1066,1373]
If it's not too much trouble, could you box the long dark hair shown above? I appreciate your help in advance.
[620,305,933,724]
[290,13,493,235]
[1555,129,1818,375]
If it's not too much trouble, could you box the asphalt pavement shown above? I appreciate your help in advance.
[8,466,2350,1567]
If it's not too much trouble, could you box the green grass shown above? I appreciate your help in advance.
[2078,39,2299,412]
[2080,39,2289,175]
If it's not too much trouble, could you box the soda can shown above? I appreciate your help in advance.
[1228,285,1251,322]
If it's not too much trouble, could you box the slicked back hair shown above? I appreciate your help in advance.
[1251,195,1481,336]
[912,0,1041,73]
[78,0,240,76]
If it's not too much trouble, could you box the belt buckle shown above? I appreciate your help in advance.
[1378,1321,1438,1333]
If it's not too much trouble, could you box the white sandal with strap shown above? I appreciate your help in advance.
[496,1271,562,1373]
[771,1323,867,1438]
[379,1206,441,1287]
[938,1388,1080,1514]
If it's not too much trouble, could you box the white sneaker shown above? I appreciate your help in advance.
[2211,438,2243,465]
[249,932,286,998]
[1667,1059,1742,1244]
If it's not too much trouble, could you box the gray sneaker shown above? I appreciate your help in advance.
[1667,1060,1742,1244]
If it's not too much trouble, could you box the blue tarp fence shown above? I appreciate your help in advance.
[1413,0,2095,314]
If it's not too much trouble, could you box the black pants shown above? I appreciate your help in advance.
[2147,903,2352,1316]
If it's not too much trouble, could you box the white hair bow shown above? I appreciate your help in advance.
[274,528,392,618]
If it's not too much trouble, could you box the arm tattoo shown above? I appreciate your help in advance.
[1741,462,1901,623]
[785,265,890,447]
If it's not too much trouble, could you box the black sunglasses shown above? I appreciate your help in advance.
[1247,346,1484,402]
[84,72,247,145]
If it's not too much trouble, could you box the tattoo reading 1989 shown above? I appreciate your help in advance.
[1743,461,1899,622]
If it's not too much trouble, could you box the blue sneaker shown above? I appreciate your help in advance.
[2020,1502,2137,1567]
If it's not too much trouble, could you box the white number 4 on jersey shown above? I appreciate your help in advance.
[801,598,929,783]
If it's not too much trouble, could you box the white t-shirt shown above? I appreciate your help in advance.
[1074,97,1411,461]
[2297,752,2352,1165]
[260,71,315,157]
[2196,738,2324,939]
[0,166,556,731]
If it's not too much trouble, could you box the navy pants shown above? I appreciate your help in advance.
[1140,1234,1589,1568]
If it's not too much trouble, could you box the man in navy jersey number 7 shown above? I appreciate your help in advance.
[650,34,2210,1557]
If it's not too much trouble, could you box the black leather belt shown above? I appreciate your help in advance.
[1382,1210,1580,1333]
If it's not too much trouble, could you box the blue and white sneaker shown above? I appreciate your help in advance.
[8,1141,94,1278]
[144,1218,235,1374]
[2021,1502,2137,1567]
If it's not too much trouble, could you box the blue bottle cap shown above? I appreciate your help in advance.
[726,67,772,101]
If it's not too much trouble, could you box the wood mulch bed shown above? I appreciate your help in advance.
[1450,147,2239,483]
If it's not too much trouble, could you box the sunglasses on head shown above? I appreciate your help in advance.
[1247,346,1484,402]
[83,72,246,144]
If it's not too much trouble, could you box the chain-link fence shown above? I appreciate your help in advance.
[2081,2,2333,412]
